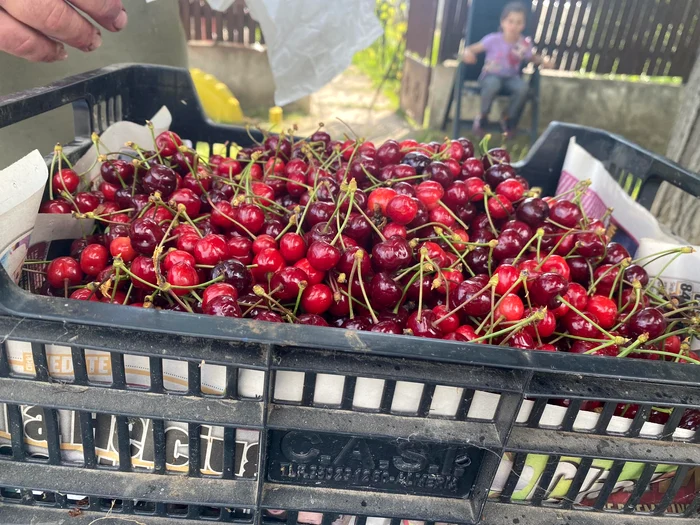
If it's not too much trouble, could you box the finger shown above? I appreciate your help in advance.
[70,0,127,32]
[0,8,67,62]
[0,0,101,52]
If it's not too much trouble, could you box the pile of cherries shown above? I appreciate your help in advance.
[34,128,699,368]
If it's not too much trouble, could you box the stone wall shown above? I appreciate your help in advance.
[428,61,682,154]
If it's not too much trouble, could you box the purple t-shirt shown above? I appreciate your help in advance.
[480,32,533,78]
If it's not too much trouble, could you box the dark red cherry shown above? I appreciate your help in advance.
[369,272,402,310]
[627,307,667,339]
[516,198,550,227]
[211,259,253,292]
[129,217,165,255]
[203,295,242,317]
[530,272,569,309]
[142,164,178,198]
[549,200,582,228]
[406,310,441,338]
[371,237,413,272]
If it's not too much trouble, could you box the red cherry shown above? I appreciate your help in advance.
[486,195,513,219]
[627,307,667,339]
[540,255,571,281]
[217,158,242,178]
[406,310,442,338]
[252,248,285,281]
[386,195,418,225]
[549,200,582,228]
[227,236,253,264]
[70,288,98,301]
[383,223,407,239]
[523,308,557,338]
[109,237,137,263]
[53,168,80,194]
[202,283,238,307]
[279,233,306,262]
[194,234,228,265]
[415,181,444,210]
[307,241,341,271]
[100,159,135,185]
[167,262,199,296]
[270,267,308,301]
[529,272,569,308]
[177,233,200,254]
[496,179,524,202]
[130,256,157,290]
[368,188,398,216]
[40,199,72,214]
[155,131,183,157]
[461,158,485,179]
[429,206,455,228]
[163,249,196,271]
[237,204,265,235]
[203,295,242,317]
[496,293,524,321]
[564,311,602,339]
[586,295,617,329]
[46,257,83,289]
[301,283,333,314]
[433,304,460,334]
[169,188,201,217]
[252,234,278,254]
[294,258,325,286]
[455,325,478,341]
[565,282,589,310]
[74,192,100,213]
[79,244,108,277]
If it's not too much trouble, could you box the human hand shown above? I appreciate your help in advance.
[0,0,127,62]
[462,49,477,65]
[540,57,554,69]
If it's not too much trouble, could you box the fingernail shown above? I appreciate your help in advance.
[114,9,128,30]
[88,31,102,51]
[57,48,68,61]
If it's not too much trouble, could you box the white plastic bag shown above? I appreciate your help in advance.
[244,0,383,106]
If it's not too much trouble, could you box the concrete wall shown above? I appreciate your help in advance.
[429,61,682,154]
[187,41,310,115]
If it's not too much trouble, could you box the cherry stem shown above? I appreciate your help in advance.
[481,192,499,237]
[437,201,470,232]
[583,339,620,355]
[617,335,650,358]
[469,310,544,344]
[436,230,474,277]
[48,145,60,200]
[433,279,494,326]
[587,258,629,295]
[557,295,617,341]
[347,257,358,320]
[645,251,685,295]
[293,282,307,317]
[352,201,386,241]
[514,228,543,265]
[169,275,225,290]
[253,285,297,322]
[417,250,426,321]
[355,251,378,324]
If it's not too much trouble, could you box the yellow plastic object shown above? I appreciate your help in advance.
[269,106,283,126]
[190,68,244,124]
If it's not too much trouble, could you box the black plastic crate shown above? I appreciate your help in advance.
[0,64,699,525]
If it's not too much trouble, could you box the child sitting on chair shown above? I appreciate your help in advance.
[462,2,551,136]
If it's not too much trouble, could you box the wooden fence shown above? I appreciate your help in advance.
[179,0,262,45]
[438,0,700,80]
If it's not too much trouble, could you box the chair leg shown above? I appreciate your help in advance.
[530,99,540,146]
[452,69,463,140]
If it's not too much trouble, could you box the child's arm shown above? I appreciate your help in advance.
[462,42,485,64]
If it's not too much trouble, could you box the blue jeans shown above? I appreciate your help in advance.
[479,75,529,121]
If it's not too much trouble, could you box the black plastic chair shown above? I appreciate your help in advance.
[441,0,540,144]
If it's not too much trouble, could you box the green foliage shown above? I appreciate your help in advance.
[352,0,408,109]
